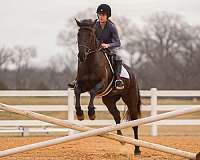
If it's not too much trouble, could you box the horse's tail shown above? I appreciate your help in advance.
[123,74,142,121]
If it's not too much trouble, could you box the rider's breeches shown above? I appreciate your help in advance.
[109,49,122,78]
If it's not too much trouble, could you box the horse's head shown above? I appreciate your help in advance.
[75,19,97,62]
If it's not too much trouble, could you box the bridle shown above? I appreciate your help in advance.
[77,26,100,62]
[78,44,96,54]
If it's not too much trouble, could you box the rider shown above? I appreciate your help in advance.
[68,4,124,89]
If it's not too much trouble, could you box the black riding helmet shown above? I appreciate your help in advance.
[96,4,111,18]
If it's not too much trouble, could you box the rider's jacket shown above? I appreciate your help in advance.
[95,20,121,49]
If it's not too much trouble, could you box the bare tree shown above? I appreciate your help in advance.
[10,45,37,89]
[175,25,200,88]
[46,55,67,89]
[0,46,13,89]
[138,12,200,89]
[2,11,198,90]
[0,46,13,69]
[128,13,192,88]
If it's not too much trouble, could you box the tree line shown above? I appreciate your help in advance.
[0,11,200,90]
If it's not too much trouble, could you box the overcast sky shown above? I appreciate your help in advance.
[0,0,200,65]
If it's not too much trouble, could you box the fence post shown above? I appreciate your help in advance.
[150,88,158,136]
[22,127,30,137]
[68,88,75,135]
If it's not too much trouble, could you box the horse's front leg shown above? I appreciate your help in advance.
[74,84,84,121]
[88,81,104,120]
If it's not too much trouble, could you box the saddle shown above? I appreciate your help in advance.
[97,49,129,96]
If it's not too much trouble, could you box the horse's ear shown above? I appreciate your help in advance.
[75,18,81,27]
[92,19,98,28]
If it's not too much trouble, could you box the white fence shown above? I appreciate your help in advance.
[0,88,200,136]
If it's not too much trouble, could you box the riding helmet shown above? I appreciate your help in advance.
[96,4,111,18]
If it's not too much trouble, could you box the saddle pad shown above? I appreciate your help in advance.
[120,66,130,79]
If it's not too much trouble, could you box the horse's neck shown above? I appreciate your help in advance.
[83,50,105,68]
[78,50,113,86]
[92,38,98,51]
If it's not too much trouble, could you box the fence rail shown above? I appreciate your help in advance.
[0,88,200,136]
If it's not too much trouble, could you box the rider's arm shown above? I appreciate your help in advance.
[108,24,121,48]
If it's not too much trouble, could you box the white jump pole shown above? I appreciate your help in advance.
[0,103,199,159]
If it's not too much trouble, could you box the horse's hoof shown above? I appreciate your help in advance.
[88,107,95,120]
[77,114,84,121]
[120,141,126,145]
[89,114,96,120]
[134,150,141,156]
[76,110,84,121]
[117,130,123,136]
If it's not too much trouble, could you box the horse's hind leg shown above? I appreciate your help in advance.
[122,94,141,155]
[102,95,122,136]
[132,123,141,155]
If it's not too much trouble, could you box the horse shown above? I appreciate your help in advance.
[74,19,141,155]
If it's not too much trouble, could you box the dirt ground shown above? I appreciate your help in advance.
[0,136,199,160]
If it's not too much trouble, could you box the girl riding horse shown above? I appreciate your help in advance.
[69,4,142,156]
[69,4,124,89]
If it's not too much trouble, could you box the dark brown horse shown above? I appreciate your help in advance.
[74,19,141,155]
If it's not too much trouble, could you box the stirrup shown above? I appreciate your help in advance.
[115,79,124,90]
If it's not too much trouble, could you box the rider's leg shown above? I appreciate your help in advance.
[114,55,124,89]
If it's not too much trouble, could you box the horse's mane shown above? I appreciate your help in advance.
[80,19,95,27]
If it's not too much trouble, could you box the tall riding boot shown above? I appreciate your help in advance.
[114,60,124,89]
